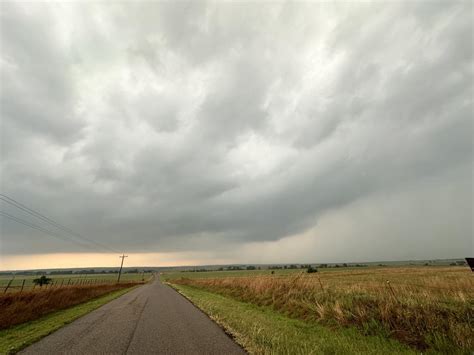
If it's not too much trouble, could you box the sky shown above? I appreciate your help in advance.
[0,1,472,270]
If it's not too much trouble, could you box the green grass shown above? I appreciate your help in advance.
[0,286,137,354]
[170,283,414,354]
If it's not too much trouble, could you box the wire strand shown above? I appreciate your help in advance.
[0,194,119,253]
[0,211,96,251]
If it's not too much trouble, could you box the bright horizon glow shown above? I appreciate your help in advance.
[0,252,234,271]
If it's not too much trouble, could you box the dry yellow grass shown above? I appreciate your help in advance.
[0,282,143,330]
[172,266,473,352]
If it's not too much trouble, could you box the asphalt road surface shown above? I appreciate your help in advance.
[21,278,245,354]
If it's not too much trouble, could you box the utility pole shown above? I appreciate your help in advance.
[117,254,128,283]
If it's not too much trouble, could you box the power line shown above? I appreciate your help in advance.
[0,193,117,252]
[0,194,119,253]
[0,210,94,251]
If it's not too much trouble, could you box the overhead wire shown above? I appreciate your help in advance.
[0,210,94,251]
[0,193,120,253]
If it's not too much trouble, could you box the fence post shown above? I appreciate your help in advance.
[20,279,25,293]
[3,279,13,293]
[386,280,399,303]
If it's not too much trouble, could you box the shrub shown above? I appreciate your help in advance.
[33,275,52,287]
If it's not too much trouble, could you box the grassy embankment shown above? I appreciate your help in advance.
[0,274,151,353]
[164,266,473,354]
[0,282,143,330]
[0,286,138,354]
[173,283,413,354]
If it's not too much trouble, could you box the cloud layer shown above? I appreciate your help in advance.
[1,2,472,264]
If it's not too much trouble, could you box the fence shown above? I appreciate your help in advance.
[1,273,153,294]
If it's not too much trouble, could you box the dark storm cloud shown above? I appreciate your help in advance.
[0,3,84,150]
[1,1,472,259]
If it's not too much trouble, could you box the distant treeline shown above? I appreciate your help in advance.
[268,263,370,269]
[183,265,263,272]
[182,264,373,272]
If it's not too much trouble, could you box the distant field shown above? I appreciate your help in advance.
[161,264,468,281]
[163,268,301,280]
[0,273,150,293]
[165,266,473,353]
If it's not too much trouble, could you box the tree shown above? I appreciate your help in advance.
[33,275,52,287]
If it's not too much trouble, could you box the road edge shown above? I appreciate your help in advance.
[1,285,142,354]
[164,282,248,354]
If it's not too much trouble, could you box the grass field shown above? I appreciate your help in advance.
[0,286,137,354]
[164,266,473,354]
[172,284,414,354]
[0,273,150,293]
[163,268,301,280]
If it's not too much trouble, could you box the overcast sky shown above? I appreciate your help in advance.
[0,1,472,270]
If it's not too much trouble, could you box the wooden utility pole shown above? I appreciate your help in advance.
[117,254,128,283]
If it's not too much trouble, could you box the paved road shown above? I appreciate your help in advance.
[21,279,245,354]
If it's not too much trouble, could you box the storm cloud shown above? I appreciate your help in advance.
[0,1,472,265]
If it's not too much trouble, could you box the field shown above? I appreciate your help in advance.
[0,272,149,293]
[163,266,473,354]
[164,268,301,280]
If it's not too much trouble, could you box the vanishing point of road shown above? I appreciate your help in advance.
[21,278,245,354]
